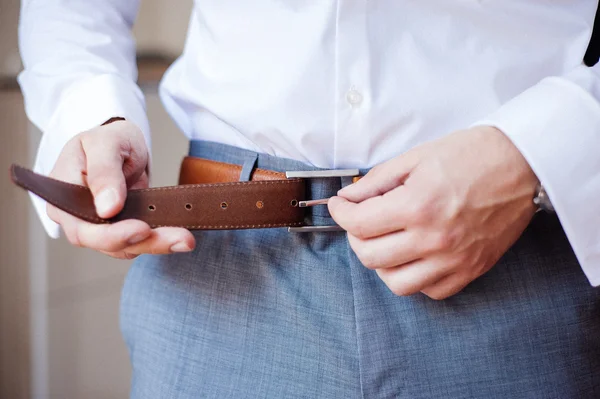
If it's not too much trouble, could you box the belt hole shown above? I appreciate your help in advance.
[256,201,264,209]
[185,203,192,210]
[220,202,228,210]
[148,205,156,211]
[290,199,298,207]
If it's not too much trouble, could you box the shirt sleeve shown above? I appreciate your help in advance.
[473,62,600,287]
[18,0,150,238]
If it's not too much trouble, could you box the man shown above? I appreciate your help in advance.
[18,1,600,398]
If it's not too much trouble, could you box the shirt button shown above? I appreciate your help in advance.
[346,89,363,107]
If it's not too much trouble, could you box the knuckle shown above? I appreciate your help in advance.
[430,230,454,251]
[385,270,430,297]
[350,223,370,240]
[454,251,473,268]
[124,252,139,260]
[407,199,435,225]
[369,163,383,175]
[63,133,84,151]
[110,120,144,145]
[355,246,382,270]
[134,171,150,189]
[100,250,135,260]
[423,290,449,301]
[381,273,418,297]
[447,226,465,249]
[376,270,409,297]
[389,283,415,297]
[103,242,122,254]
[343,217,368,239]
[79,129,100,146]
[116,252,139,260]
[114,119,138,132]
[128,122,143,139]
[366,164,383,181]
[444,192,467,221]
[46,205,59,223]
[66,226,83,248]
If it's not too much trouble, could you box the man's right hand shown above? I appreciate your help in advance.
[47,119,195,259]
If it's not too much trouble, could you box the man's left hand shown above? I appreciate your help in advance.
[328,126,539,300]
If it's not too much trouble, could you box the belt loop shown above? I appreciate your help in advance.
[239,153,259,182]
[340,176,355,189]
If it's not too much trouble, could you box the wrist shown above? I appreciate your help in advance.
[482,126,541,210]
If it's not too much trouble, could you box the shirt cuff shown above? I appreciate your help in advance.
[473,77,600,286]
[29,74,150,238]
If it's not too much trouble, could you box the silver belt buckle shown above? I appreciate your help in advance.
[285,169,360,233]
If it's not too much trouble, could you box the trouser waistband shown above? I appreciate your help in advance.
[187,140,369,220]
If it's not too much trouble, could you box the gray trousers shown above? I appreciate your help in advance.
[120,141,600,398]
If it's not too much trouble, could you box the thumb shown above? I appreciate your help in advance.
[338,151,419,203]
[84,138,128,219]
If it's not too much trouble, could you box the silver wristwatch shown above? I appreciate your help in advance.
[533,183,555,213]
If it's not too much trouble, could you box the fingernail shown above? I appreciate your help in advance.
[128,232,148,245]
[95,188,117,215]
[170,242,192,253]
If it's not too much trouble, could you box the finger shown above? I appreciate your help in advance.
[420,273,469,300]
[376,259,451,297]
[130,170,149,190]
[348,230,430,269]
[84,140,127,218]
[46,202,62,225]
[81,135,131,218]
[49,139,88,184]
[99,250,139,260]
[58,211,152,252]
[337,151,419,203]
[328,188,413,239]
[124,227,196,255]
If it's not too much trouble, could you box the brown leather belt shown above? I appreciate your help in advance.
[9,157,359,232]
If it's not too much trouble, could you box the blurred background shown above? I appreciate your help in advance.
[1,0,193,397]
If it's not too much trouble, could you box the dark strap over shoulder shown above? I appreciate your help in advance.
[584,2,600,66]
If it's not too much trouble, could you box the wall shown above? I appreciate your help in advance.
[0,2,31,398]
[0,91,31,399]
[0,0,21,77]
[134,0,194,58]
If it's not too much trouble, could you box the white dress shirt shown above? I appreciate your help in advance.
[19,1,600,285]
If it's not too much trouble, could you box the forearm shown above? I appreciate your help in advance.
[474,63,600,286]
[19,0,150,237]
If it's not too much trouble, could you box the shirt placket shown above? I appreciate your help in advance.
[333,0,370,169]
